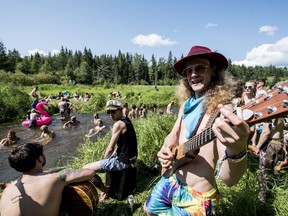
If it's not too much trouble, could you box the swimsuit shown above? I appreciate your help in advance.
[145,174,219,216]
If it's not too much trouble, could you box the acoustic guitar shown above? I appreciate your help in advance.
[1,177,99,216]
[61,176,99,216]
[161,82,288,176]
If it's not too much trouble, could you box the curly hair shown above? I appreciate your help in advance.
[176,66,238,114]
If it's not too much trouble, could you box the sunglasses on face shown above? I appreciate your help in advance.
[182,64,209,76]
[107,110,117,115]
[245,85,253,89]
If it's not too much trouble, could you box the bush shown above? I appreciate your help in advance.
[0,71,61,86]
[0,85,31,123]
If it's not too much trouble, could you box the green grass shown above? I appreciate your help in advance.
[1,83,288,215]
[22,84,177,110]
[67,114,288,216]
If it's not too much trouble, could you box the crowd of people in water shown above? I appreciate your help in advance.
[0,84,175,148]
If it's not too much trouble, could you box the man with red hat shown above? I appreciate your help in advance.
[144,46,250,215]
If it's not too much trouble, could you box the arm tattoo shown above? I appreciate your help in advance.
[59,169,83,181]
[59,169,67,181]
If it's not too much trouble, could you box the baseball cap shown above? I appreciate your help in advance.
[106,100,123,111]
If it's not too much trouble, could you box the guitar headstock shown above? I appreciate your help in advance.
[242,81,288,125]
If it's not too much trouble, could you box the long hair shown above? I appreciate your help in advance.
[176,65,238,114]
[9,143,44,172]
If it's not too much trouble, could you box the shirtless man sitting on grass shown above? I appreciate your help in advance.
[0,142,106,216]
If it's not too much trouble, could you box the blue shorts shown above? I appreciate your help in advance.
[99,153,129,172]
[145,174,219,216]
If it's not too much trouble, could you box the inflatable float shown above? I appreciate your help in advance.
[22,102,51,127]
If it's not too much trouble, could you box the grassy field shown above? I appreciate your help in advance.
[1,83,288,215]
[21,84,178,111]
[68,115,288,216]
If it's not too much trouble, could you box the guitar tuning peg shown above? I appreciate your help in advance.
[283,86,288,92]
[283,99,288,108]
[264,94,272,101]
[254,112,262,119]
[267,106,277,114]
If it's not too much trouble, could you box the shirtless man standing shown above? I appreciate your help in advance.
[144,45,250,215]
[0,142,102,216]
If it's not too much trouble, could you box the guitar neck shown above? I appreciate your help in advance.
[182,126,215,155]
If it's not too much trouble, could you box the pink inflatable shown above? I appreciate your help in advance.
[22,102,51,127]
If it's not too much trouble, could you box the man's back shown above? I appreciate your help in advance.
[0,172,65,216]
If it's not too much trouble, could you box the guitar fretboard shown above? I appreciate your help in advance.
[183,126,216,154]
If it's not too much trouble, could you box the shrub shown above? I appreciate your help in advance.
[0,85,31,123]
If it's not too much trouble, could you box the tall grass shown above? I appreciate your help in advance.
[69,114,176,215]
[68,114,288,216]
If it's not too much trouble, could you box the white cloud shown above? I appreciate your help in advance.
[131,33,177,47]
[233,36,288,67]
[28,49,46,56]
[51,49,60,55]
[259,25,278,36]
[27,48,60,56]
[205,23,218,29]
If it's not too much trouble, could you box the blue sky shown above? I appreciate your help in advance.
[1,0,288,67]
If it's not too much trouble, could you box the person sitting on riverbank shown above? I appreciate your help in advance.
[63,116,80,128]
[0,130,20,147]
[0,142,106,216]
[83,100,138,201]
[40,125,55,139]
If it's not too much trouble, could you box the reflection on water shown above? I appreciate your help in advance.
[0,113,113,183]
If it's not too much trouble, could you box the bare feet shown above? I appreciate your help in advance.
[92,174,109,202]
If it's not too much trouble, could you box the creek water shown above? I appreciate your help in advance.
[0,113,113,183]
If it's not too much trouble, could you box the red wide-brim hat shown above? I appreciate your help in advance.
[174,45,228,76]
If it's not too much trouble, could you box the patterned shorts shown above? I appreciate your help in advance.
[145,174,219,216]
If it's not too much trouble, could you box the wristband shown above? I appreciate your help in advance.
[215,148,247,179]
[224,149,247,163]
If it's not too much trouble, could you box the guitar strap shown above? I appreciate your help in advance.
[189,107,221,139]
[189,109,207,138]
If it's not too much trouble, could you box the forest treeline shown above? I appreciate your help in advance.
[0,40,288,86]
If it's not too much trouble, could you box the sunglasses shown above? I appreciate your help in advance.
[107,110,117,115]
[182,64,209,76]
[245,85,253,89]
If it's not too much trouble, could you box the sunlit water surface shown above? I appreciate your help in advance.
[0,113,113,183]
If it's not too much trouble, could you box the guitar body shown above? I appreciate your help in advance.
[161,145,199,176]
[61,176,99,216]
